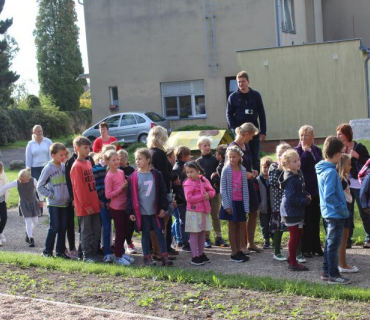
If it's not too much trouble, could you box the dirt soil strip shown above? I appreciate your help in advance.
[0,293,171,320]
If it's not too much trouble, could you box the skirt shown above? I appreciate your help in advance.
[20,199,41,218]
[269,211,287,233]
[185,211,211,233]
[219,201,247,222]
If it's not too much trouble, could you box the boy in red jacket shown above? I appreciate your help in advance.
[70,136,101,262]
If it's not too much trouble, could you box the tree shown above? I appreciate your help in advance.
[34,0,85,111]
[0,0,20,109]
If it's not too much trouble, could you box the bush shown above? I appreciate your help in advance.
[66,108,92,134]
[0,112,16,145]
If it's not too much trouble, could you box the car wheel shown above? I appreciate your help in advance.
[138,134,148,144]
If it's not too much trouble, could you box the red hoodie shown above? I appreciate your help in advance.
[70,159,100,217]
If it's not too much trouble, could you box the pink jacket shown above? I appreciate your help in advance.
[183,176,215,213]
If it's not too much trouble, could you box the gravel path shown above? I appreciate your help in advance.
[1,207,370,288]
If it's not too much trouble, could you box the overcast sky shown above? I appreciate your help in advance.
[2,0,88,95]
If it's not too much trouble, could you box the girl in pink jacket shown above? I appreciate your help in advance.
[183,161,216,266]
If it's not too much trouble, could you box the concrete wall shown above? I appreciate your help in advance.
[84,0,312,131]
[236,40,367,140]
[323,0,370,48]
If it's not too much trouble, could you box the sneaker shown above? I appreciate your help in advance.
[161,253,174,267]
[204,239,212,248]
[263,241,270,249]
[288,264,309,271]
[41,252,53,258]
[328,276,351,285]
[67,250,78,259]
[127,243,137,254]
[321,273,329,281]
[215,237,229,247]
[56,253,71,259]
[230,253,244,263]
[29,238,35,247]
[83,257,99,263]
[199,253,211,263]
[103,254,113,263]
[25,232,29,243]
[237,251,250,262]
[176,242,183,250]
[181,243,192,252]
[115,256,131,266]
[191,256,205,266]
[0,233,6,243]
[168,248,179,256]
[338,266,358,273]
[123,254,135,264]
[143,255,156,267]
[296,255,306,263]
[273,254,287,261]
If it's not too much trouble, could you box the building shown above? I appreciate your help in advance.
[83,0,369,139]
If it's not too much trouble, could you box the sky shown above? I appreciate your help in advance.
[2,0,88,95]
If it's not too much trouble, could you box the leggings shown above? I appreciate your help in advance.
[25,216,38,238]
[0,201,7,234]
[189,231,206,258]
[287,225,304,266]
[228,221,246,255]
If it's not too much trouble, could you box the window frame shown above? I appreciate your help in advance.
[281,0,296,34]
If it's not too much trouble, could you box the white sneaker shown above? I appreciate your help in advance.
[0,238,2,246]
[273,254,287,261]
[127,243,137,254]
[123,254,135,264]
[296,255,306,263]
[338,266,359,273]
[115,256,130,266]
[0,233,6,243]
[103,254,113,263]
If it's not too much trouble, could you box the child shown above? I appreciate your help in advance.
[0,168,43,247]
[166,148,176,166]
[0,161,9,246]
[117,149,136,253]
[172,146,192,252]
[196,137,227,248]
[280,149,311,271]
[70,136,101,263]
[338,154,358,273]
[220,146,249,262]
[105,150,134,266]
[183,161,216,265]
[256,156,273,249]
[269,142,292,261]
[126,148,173,267]
[216,144,227,177]
[37,143,70,259]
[316,136,350,285]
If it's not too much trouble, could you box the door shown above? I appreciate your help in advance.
[105,115,122,140]
[118,114,138,143]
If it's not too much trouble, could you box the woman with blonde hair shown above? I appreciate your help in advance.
[229,122,261,253]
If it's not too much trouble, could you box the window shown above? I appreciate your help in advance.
[225,77,238,100]
[145,112,166,122]
[105,115,120,128]
[282,0,295,33]
[161,80,206,118]
[109,86,119,106]
[135,115,146,124]
[120,114,136,126]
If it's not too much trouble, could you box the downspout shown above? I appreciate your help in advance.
[365,49,370,117]
[275,0,282,46]
[78,0,83,5]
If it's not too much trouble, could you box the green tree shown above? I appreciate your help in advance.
[34,0,85,111]
[0,0,20,109]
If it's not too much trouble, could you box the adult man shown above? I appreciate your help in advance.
[226,71,266,171]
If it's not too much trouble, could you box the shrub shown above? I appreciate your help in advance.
[0,112,16,145]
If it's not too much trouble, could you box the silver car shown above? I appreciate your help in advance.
[82,112,171,144]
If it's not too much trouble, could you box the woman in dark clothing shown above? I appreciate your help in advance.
[295,125,323,257]
[147,125,178,258]
[229,122,261,253]
[337,123,370,248]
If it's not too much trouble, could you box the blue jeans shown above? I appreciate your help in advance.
[141,215,166,256]
[178,205,189,245]
[100,205,112,255]
[44,206,68,254]
[348,188,370,243]
[248,134,260,173]
[323,218,345,278]
[171,207,181,244]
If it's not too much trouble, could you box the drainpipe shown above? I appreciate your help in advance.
[275,0,282,46]
[78,0,83,5]
[365,49,370,118]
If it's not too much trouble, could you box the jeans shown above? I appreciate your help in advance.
[323,218,345,278]
[100,205,112,255]
[348,188,370,243]
[248,134,260,173]
[141,215,167,256]
[171,207,181,244]
[44,206,68,254]
[178,205,189,245]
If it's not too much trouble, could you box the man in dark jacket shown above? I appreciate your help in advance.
[226,71,266,172]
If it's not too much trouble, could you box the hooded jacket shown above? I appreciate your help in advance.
[279,170,310,224]
[315,160,348,219]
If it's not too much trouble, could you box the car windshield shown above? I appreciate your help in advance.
[145,112,166,122]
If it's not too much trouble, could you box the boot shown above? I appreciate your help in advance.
[29,238,35,247]
[25,232,29,243]
[161,253,173,267]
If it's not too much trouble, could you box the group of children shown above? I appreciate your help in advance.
[0,126,367,284]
